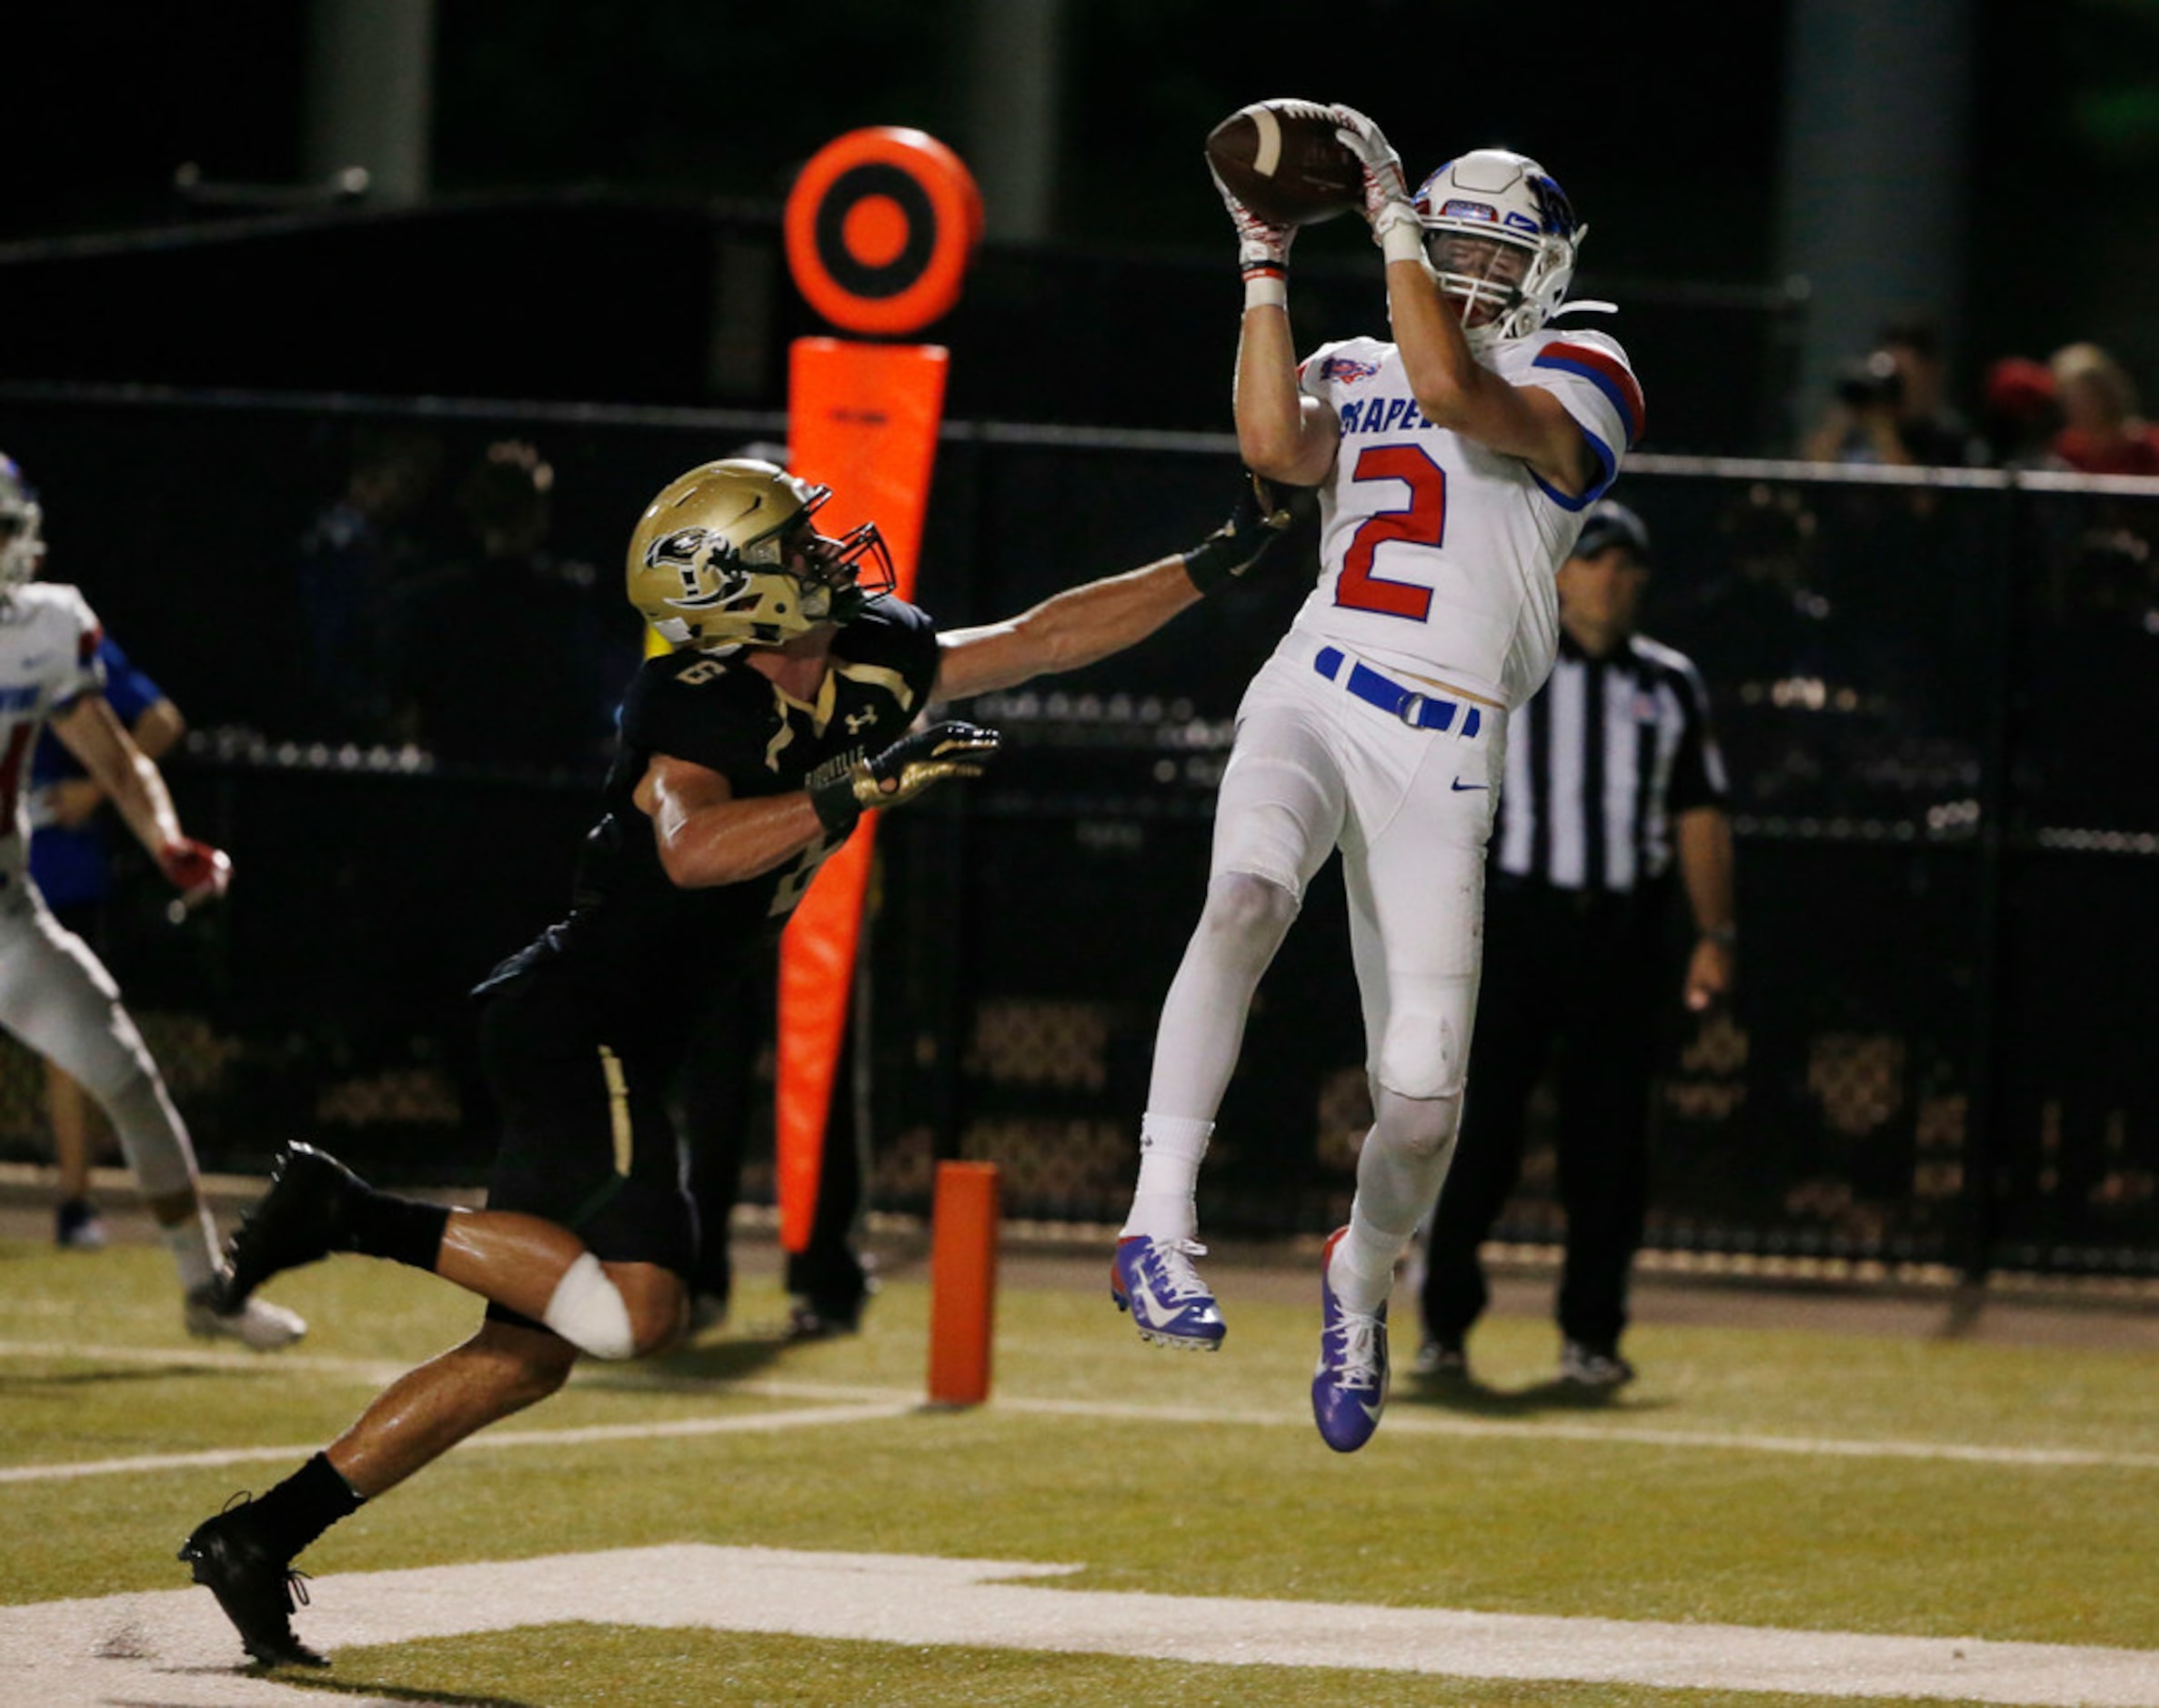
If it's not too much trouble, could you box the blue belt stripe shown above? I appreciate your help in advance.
[1312,647,1482,737]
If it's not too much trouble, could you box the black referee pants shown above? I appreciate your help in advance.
[1421,878,1667,1355]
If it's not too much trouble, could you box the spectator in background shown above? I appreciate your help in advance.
[2047,342,2159,477]
[1417,501,1735,1391]
[27,633,186,1248]
[1978,356,2064,469]
[1801,316,1982,468]
[391,439,634,769]
[294,424,443,741]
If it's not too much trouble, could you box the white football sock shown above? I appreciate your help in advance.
[159,1199,221,1293]
[1121,1115,1214,1241]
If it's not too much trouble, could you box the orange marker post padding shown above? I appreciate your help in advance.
[926,1160,1001,1407]
[775,336,949,1256]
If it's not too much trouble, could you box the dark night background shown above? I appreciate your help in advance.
[6,1,2159,445]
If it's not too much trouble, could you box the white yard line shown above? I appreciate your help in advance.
[0,1402,911,1484]
[4,1339,2158,1477]
[2,1544,2156,1707]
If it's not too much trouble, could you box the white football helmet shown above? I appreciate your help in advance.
[0,452,45,588]
[1412,150,1584,349]
[626,458,894,650]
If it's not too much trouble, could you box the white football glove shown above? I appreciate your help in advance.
[1330,105,1422,261]
[1210,163,1296,281]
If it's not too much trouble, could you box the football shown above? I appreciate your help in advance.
[1203,99,1363,227]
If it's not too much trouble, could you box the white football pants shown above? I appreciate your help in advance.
[0,877,204,1201]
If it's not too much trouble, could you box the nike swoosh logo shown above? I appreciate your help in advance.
[1450,779,1488,792]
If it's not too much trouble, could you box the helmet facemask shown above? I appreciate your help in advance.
[781,509,897,630]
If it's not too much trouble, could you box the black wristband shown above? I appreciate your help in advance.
[1181,537,1242,596]
[808,773,863,838]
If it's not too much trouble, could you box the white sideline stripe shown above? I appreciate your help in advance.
[0,1402,909,1485]
[4,1544,2158,1707]
[6,1338,2159,1475]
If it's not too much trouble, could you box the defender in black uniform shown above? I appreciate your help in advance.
[175,457,1288,1668]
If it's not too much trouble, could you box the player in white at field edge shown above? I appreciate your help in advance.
[1111,109,1642,1452]
[0,451,305,1349]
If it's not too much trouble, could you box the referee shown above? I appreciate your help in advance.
[1417,499,1735,1391]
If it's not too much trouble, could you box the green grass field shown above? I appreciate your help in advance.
[2,1234,2156,1706]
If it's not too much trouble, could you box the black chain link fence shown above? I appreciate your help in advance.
[0,385,2153,1277]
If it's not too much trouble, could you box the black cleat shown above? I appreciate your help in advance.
[216,1143,364,1311]
[178,1501,328,1668]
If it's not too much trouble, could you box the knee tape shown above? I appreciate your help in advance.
[540,1252,638,1360]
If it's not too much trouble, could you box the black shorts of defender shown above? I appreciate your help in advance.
[476,965,695,1334]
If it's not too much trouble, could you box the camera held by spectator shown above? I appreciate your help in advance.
[1833,350,1904,412]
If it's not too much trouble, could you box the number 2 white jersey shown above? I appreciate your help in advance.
[1290,327,1644,709]
[0,582,105,878]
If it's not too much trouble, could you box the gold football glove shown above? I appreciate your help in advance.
[808,720,1002,836]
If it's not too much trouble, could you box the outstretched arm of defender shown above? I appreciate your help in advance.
[932,475,1292,701]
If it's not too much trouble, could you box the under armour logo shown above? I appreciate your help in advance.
[844,707,879,735]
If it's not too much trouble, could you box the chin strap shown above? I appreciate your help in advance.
[1548,299,1619,318]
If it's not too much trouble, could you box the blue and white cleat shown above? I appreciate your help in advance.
[1110,1235,1227,1351]
[1310,1226,1389,1452]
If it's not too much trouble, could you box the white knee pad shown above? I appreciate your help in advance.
[1374,1009,1469,1102]
[541,1252,638,1360]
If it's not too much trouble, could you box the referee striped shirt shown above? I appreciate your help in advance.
[1494,629,1730,893]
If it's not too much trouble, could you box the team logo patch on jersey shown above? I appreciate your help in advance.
[1319,355,1380,384]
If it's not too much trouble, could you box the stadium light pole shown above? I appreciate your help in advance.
[1773,0,1974,441]
[303,0,436,204]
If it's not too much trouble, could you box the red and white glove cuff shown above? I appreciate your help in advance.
[157,838,230,898]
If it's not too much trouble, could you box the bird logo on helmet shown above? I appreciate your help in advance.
[0,452,46,591]
[626,458,896,649]
[1411,149,1587,351]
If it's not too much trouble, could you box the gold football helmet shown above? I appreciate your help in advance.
[626,458,895,649]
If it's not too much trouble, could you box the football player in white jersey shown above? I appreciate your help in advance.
[0,452,305,1349]
[1111,109,1643,1452]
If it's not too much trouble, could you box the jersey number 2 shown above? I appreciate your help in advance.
[1336,444,1447,622]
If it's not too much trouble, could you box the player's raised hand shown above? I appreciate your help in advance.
[157,837,232,911]
[1210,163,1296,284]
[809,721,1001,836]
[1183,471,1294,595]
[1329,105,1420,258]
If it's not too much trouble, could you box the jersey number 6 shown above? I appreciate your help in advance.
[1335,443,1447,622]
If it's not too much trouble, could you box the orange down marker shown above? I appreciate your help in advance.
[927,1160,1001,1406]
[776,129,982,1274]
